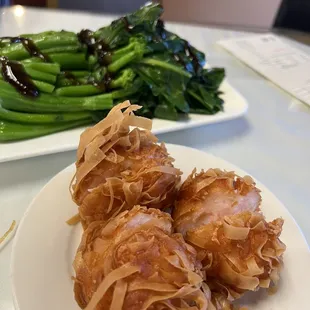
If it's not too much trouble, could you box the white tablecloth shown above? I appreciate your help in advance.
[0,6,309,310]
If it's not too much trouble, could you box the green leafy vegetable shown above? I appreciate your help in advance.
[0,2,225,141]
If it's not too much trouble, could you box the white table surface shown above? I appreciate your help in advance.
[0,5,310,310]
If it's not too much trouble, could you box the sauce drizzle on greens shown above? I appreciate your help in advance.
[0,56,39,97]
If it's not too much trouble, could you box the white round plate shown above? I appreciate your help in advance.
[11,144,310,310]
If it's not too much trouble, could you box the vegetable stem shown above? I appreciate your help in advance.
[24,67,56,84]
[139,58,192,78]
[0,105,92,124]
[24,62,60,75]
[55,85,103,97]
[33,80,55,93]
[49,53,88,70]
[0,119,91,142]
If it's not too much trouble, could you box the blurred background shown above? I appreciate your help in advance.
[1,0,310,44]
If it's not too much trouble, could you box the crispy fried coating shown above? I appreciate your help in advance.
[173,169,285,303]
[71,101,181,228]
[187,211,285,299]
[74,206,211,310]
[174,169,261,236]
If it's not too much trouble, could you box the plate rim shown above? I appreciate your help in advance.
[10,144,309,310]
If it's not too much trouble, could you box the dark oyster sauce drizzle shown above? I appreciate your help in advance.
[155,19,200,73]
[62,71,80,85]
[121,16,131,31]
[0,14,200,97]
[78,29,112,65]
[0,36,50,62]
[95,72,113,91]
[77,30,96,56]
[77,29,113,89]
[0,56,39,97]
[184,41,200,73]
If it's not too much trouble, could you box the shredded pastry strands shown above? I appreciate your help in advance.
[0,220,17,251]
[66,213,80,225]
[173,169,262,236]
[77,101,145,162]
[84,263,140,310]
[75,101,151,186]
[173,169,286,308]
[71,101,181,228]
[110,279,128,310]
[222,221,250,240]
[187,211,285,300]
[73,207,211,310]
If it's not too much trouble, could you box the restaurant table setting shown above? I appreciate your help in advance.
[0,4,309,310]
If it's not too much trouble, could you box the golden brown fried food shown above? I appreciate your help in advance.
[173,169,285,302]
[174,169,261,236]
[187,211,286,300]
[71,101,181,228]
[74,206,211,310]
[209,292,233,310]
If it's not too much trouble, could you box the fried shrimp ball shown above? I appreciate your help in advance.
[187,211,285,300]
[73,206,212,310]
[173,169,285,302]
[71,101,181,228]
[174,169,261,236]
